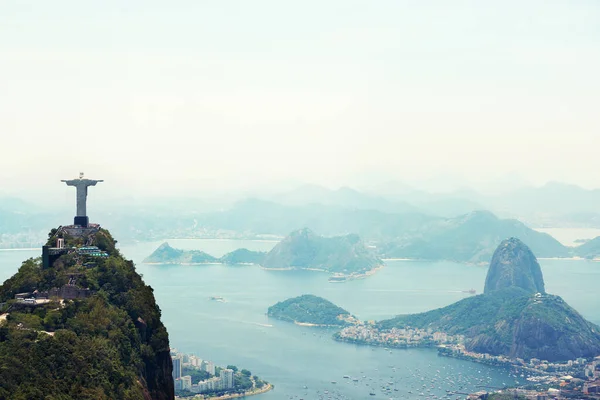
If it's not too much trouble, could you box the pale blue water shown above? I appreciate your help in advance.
[1,240,599,399]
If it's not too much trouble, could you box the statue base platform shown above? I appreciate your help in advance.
[74,216,89,227]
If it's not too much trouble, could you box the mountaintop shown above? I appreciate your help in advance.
[261,228,383,276]
[484,237,545,294]
[0,227,174,399]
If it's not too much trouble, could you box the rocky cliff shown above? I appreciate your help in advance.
[484,237,545,294]
[0,228,174,399]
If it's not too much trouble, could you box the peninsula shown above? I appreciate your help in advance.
[143,243,266,265]
[337,238,600,362]
[260,228,383,279]
[267,294,357,326]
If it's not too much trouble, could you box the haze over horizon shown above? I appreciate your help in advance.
[2,1,600,201]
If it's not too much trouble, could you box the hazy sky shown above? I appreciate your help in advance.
[1,1,600,200]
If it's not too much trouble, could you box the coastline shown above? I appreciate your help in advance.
[178,383,273,400]
[334,263,385,281]
[294,321,341,328]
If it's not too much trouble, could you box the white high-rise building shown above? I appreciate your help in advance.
[181,375,192,391]
[220,368,234,390]
[189,355,201,367]
[201,360,215,375]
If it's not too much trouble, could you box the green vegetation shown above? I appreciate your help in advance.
[268,294,352,326]
[182,366,210,383]
[378,287,600,361]
[261,228,382,274]
[0,228,173,400]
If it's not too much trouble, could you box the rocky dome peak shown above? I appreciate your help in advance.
[484,237,545,295]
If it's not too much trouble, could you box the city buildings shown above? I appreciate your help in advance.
[170,352,238,394]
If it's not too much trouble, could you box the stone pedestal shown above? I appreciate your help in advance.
[74,216,89,227]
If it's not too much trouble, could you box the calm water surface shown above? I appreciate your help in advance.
[1,239,599,399]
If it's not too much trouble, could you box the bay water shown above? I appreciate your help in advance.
[1,238,599,399]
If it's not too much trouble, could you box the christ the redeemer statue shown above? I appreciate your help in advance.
[61,172,103,227]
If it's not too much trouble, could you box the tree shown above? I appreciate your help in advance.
[241,369,251,377]
[226,365,238,372]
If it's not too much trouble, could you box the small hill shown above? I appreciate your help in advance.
[261,228,383,276]
[484,238,545,294]
[377,239,600,361]
[143,242,217,264]
[268,294,353,326]
[574,236,600,259]
[380,210,569,263]
[143,244,266,265]
[220,249,266,265]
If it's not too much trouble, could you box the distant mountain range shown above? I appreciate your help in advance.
[198,202,570,262]
[5,182,600,261]
[378,210,570,263]
[265,182,600,227]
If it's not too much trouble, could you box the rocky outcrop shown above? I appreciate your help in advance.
[484,237,545,294]
[378,239,600,361]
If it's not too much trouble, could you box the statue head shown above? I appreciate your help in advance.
[79,172,84,179]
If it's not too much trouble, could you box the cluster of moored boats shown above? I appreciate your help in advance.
[286,361,524,400]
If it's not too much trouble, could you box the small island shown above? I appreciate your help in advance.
[267,294,357,326]
[143,243,266,265]
[261,228,384,280]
